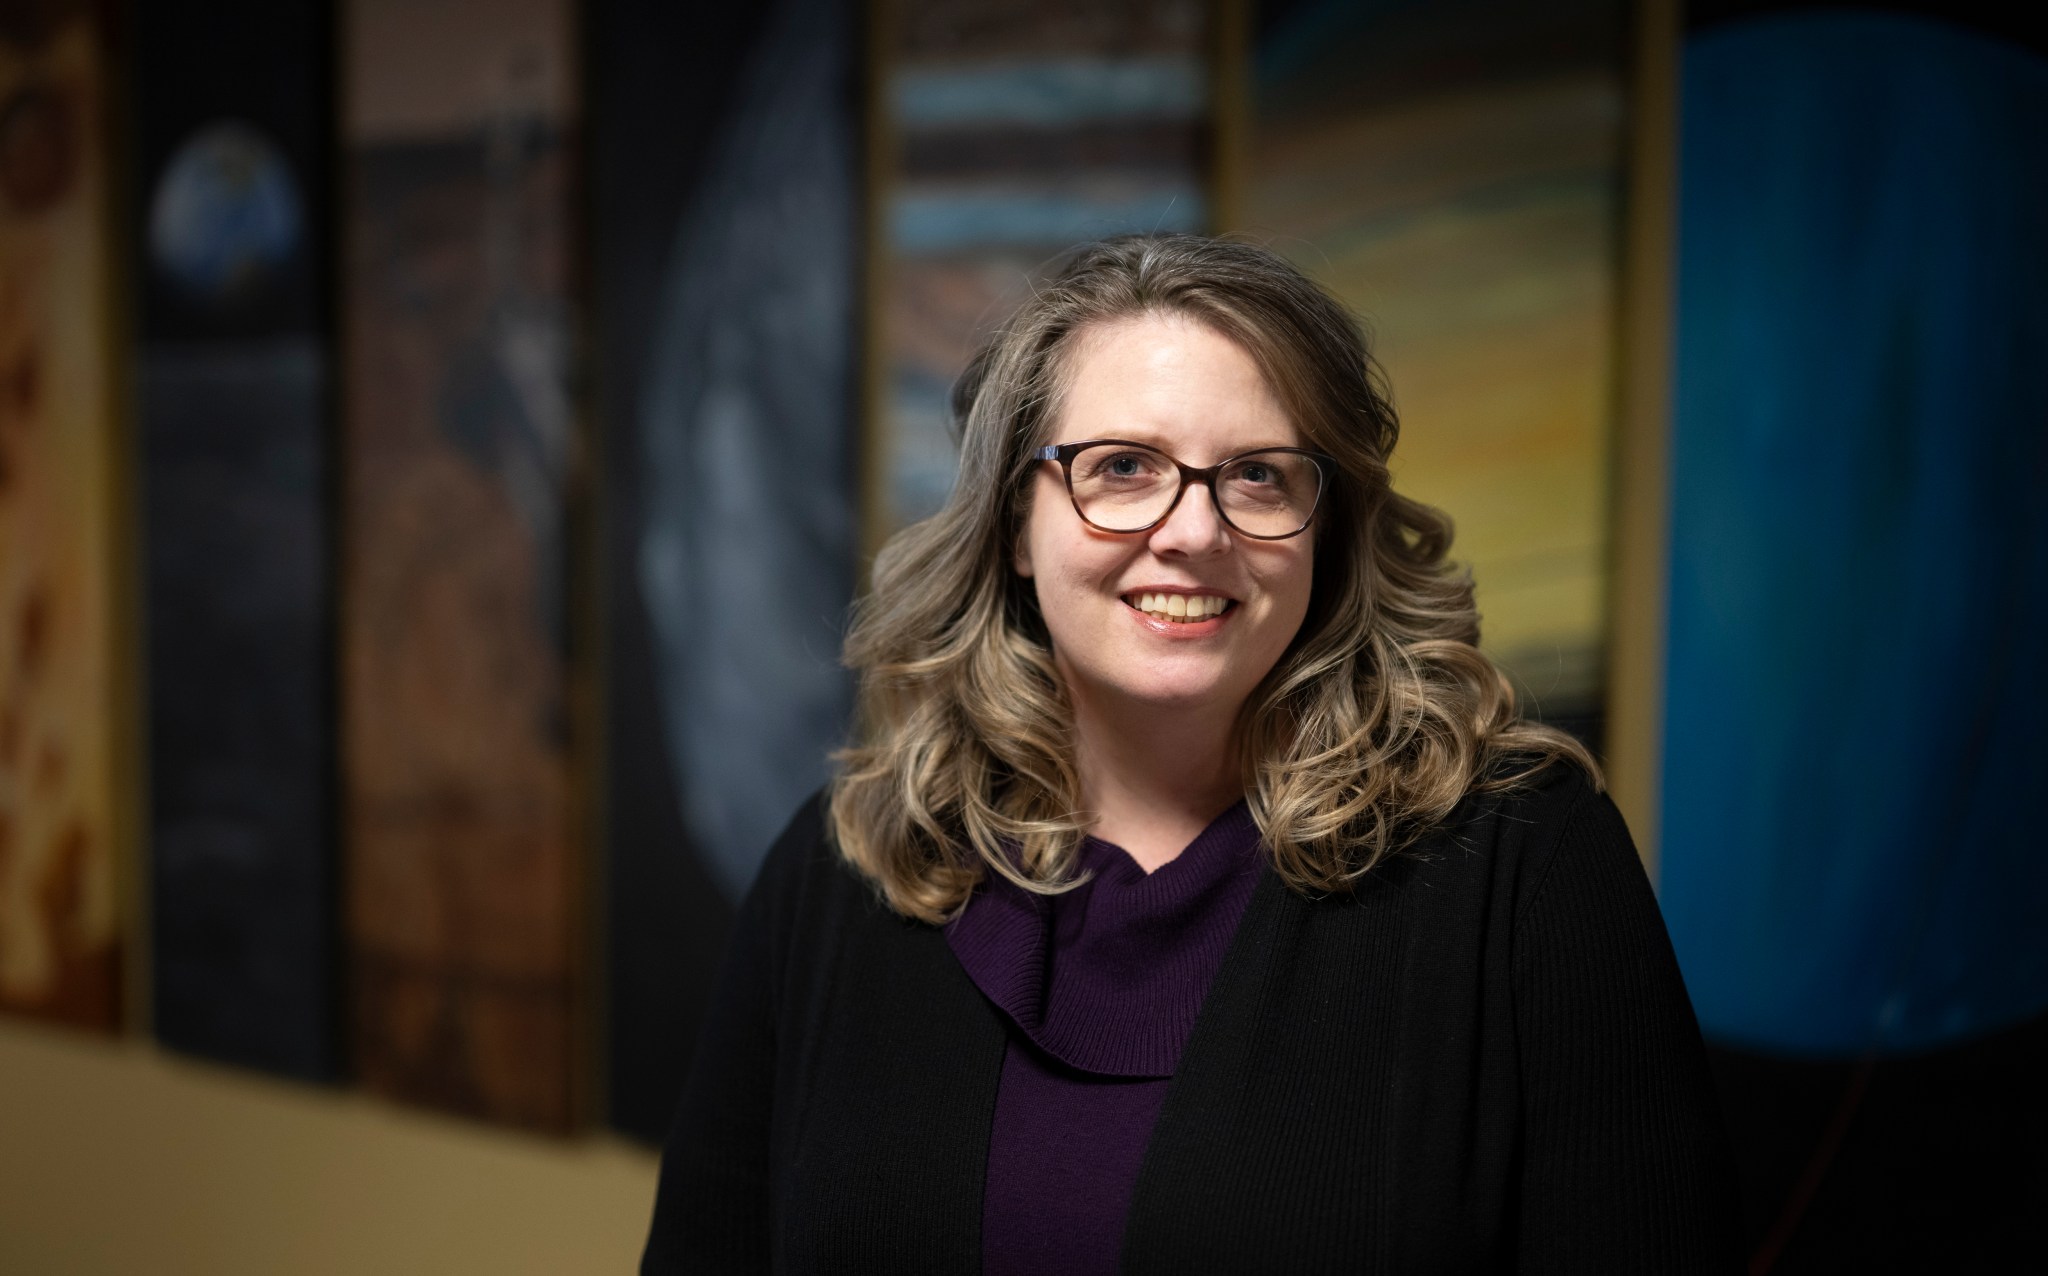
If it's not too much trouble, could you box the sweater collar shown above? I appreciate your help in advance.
[944,801,1264,1077]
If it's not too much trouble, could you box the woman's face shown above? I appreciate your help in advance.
[1014,313,1316,725]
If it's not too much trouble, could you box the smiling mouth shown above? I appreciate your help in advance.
[1122,591,1236,624]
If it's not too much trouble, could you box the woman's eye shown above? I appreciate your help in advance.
[1089,451,1158,480]
[1231,460,1286,488]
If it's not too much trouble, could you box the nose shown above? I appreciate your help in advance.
[1147,481,1232,558]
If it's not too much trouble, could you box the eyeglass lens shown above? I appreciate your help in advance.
[1068,443,1322,537]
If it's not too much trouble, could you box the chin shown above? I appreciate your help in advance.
[1113,671,1256,714]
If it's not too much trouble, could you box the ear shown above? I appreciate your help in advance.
[1013,530,1034,579]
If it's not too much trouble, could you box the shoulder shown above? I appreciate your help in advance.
[1437,751,1613,854]
[1458,753,1658,938]
[756,788,833,886]
[741,787,913,951]
[755,786,899,898]
[1405,752,1638,916]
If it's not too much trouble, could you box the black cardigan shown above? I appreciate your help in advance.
[643,764,1741,1274]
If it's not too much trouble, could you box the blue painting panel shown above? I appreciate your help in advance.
[633,0,859,907]
[143,343,335,1079]
[1662,13,2048,1057]
[894,57,1205,127]
[593,0,859,1140]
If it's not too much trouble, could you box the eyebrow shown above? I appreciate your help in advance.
[1084,432,1302,456]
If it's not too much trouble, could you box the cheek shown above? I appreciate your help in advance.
[1291,546,1316,618]
[1040,558,1107,633]
[1260,547,1317,645]
[1035,519,1125,593]
[1018,522,1076,618]
[1014,471,1070,579]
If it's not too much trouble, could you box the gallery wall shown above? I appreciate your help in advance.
[1,0,2042,1271]
[1,0,1634,1149]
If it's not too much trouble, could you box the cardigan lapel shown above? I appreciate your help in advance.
[1119,864,1298,1232]
[1117,864,1406,1274]
[896,919,1010,1270]
[1114,850,1435,1274]
[777,893,1007,1274]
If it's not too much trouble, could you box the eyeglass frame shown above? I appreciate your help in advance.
[1032,439,1335,541]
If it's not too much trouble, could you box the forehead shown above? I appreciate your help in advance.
[1054,313,1299,457]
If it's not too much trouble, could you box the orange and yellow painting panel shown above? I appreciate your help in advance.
[0,8,123,1031]
[1246,0,1628,726]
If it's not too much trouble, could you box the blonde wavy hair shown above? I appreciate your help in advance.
[831,234,1598,922]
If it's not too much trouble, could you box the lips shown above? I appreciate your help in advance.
[1121,590,1236,624]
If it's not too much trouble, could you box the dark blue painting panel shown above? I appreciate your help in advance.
[136,0,337,1081]
[142,344,335,1079]
[1661,12,2048,1060]
[592,0,860,1141]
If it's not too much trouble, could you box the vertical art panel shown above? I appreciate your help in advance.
[1247,0,1628,738]
[136,0,337,1080]
[0,1,122,1031]
[591,0,859,1140]
[343,0,582,1131]
[878,0,1212,540]
[1660,11,2048,1056]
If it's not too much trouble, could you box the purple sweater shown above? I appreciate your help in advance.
[945,803,1264,1276]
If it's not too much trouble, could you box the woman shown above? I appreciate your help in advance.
[643,235,1738,1274]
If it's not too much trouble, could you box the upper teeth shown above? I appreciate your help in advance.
[1132,592,1228,621]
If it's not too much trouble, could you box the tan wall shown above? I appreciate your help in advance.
[0,1021,658,1275]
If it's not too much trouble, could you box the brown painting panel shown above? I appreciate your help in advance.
[0,8,123,1033]
[342,0,581,1133]
[889,253,1048,389]
[877,0,1215,535]
[901,119,1206,183]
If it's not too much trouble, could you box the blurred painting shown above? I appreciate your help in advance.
[136,0,338,1081]
[1659,10,2048,1266]
[590,0,859,1140]
[342,0,582,1132]
[1246,0,1628,738]
[0,1,123,1031]
[880,0,1213,540]
[1662,9,2048,1063]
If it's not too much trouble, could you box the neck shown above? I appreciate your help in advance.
[1069,689,1245,873]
